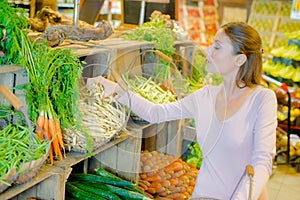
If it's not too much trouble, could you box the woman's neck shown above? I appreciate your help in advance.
[221,77,243,100]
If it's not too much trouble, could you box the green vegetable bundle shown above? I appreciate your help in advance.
[186,142,202,169]
[66,168,152,200]
[0,106,49,191]
[121,11,176,82]
[122,74,176,104]
[0,1,91,155]
[0,0,28,65]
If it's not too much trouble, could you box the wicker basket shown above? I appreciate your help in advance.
[16,145,50,184]
[64,126,123,153]
[0,168,17,193]
[62,76,130,153]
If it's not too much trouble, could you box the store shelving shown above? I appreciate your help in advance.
[262,30,300,171]
[0,37,196,198]
[178,0,219,47]
[248,0,300,53]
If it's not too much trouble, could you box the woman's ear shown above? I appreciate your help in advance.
[235,54,247,67]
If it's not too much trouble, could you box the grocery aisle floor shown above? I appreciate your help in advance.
[267,163,300,200]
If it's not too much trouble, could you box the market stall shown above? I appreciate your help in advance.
[1,0,300,199]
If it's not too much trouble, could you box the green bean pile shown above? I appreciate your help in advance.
[0,124,49,186]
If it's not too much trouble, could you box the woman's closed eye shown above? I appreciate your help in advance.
[214,44,220,50]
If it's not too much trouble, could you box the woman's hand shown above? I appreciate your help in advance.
[87,76,118,97]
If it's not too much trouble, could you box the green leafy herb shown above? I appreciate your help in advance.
[186,142,202,169]
[0,1,92,154]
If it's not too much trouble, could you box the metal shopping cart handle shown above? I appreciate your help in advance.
[230,164,254,200]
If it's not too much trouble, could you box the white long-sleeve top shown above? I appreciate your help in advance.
[88,77,277,199]
[119,84,277,200]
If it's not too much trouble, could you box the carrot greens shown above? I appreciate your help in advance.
[1,0,91,158]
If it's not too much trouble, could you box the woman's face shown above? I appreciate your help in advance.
[205,29,239,76]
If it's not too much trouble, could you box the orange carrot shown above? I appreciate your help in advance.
[144,191,154,199]
[168,186,182,194]
[172,170,186,179]
[156,191,169,197]
[136,185,145,192]
[55,120,64,149]
[146,187,156,194]
[159,180,171,188]
[43,116,53,164]
[139,180,151,187]
[170,178,179,186]
[146,174,161,182]
[165,161,184,172]
[187,186,194,194]
[138,181,149,190]
[155,185,166,194]
[49,118,63,160]
[149,182,162,189]
[35,111,45,139]
[55,120,65,157]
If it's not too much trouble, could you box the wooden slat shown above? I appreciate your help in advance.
[0,165,65,200]
[182,125,196,142]
[0,65,23,74]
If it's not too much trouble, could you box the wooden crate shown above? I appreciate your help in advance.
[180,123,197,159]
[0,37,197,198]
[0,131,140,199]
[0,65,27,107]
[0,165,66,200]
[129,120,185,158]
[88,128,142,182]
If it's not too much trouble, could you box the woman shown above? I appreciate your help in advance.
[90,22,277,199]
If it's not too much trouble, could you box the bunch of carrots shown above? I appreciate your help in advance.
[35,109,65,164]
[2,2,83,163]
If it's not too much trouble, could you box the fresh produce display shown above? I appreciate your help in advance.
[263,59,300,82]
[272,35,289,49]
[284,30,300,41]
[121,11,176,83]
[277,105,300,122]
[1,1,84,159]
[138,150,198,199]
[280,2,293,17]
[263,32,300,83]
[248,17,274,32]
[66,168,151,200]
[270,44,300,61]
[277,20,300,33]
[252,1,279,15]
[64,81,127,152]
[122,74,177,104]
[181,50,207,93]
[121,11,176,59]
[248,0,300,53]
[276,129,300,157]
[274,86,300,108]
[0,1,28,65]
[0,106,49,191]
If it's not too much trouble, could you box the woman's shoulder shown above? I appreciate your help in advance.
[253,85,277,102]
